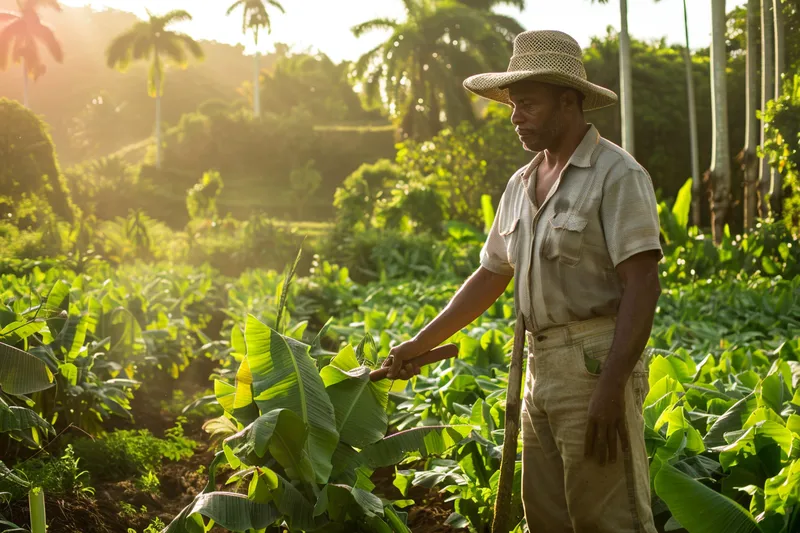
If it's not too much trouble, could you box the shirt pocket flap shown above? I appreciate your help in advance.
[499,217,520,236]
[549,212,588,232]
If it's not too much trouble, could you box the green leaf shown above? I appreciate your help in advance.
[224,409,314,484]
[57,315,88,360]
[231,325,246,357]
[705,395,754,449]
[0,342,54,395]
[214,380,236,414]
[763,460,800,515]
[671,178,692,230]
[247,315,339,484]
[320,345,390,448]
[0,460,29,489]
[163,491,280,533]
[360,425,472,469]
[655,463,759,533]
[58,363,78,386]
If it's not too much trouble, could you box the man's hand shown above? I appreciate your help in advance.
[383,339,424,380]
[584,381,628,466]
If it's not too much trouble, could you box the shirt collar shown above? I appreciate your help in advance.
[567,123,600,169]
[520,123,600,182]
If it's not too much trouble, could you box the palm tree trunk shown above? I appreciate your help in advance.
[759,0,774,218]
[254,50,261,117]
[743,0,760,229]
[619,0,634,156]
[155,76,162,170]
[22,58,29,108]
[710,0,731,245]
[771,0,785,216]
[682,0,701,228]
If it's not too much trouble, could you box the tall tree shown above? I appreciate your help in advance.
[709,0,731,244]
[681,0,701,227]
[106,9,204,169]
[594,0,634,156]
[742,0,760,230]
[770,0,785,215]
[759,0,774,218]
[0,0,63,108]
[352,0,522,140]
[226,0,285,118]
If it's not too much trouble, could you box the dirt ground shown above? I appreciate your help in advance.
[4,363,470,533]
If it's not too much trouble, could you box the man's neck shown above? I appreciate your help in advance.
[542,121,590,170]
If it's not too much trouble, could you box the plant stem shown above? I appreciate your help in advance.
[29,487,46,533]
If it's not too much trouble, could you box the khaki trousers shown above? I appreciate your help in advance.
[520,315,657,533]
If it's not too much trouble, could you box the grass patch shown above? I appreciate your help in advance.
[0,445,93,502]
[71,419,197,483]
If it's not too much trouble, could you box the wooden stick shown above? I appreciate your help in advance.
[492,314,526,533]
[369,343,459,382]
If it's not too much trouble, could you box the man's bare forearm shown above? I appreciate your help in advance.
[408,266,512,353]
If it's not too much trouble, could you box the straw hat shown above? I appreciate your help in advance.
[463,30,618,111]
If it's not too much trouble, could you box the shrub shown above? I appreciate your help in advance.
[0,98,75,222]
[332,159,404,231]
[71,423,196,483]
[0,446,92,501]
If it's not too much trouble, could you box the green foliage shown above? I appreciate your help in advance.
[166,314,472,532]
[395,103,529,228]
[136,470,160,495]
[332,159,405,231]
[0,98,74,222]
[72,423,196,483]
[260,49,385,124]
[186,170,224,221]
[760,73,800,232]
[0,445,92,502]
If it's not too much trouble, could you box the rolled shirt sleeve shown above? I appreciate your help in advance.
[601,165,664,267]
[480,197,515,277]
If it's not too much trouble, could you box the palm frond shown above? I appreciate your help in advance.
[351,18,398,38]
[178,33,204,60]
[0,23,16,70]
[159,35,188,67]
[105,28,141,70]
[225,0,246,16]
[161,9,193,26]
[266,0,285,13]
[31,21,62,62]
[131,32,153,61]
[0,10,20,23]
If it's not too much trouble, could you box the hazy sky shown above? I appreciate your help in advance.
[61,0,748,62]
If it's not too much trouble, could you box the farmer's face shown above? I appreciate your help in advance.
[508,81,567,152]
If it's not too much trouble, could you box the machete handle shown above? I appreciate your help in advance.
[369,343,459,381]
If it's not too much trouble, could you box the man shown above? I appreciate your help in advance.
[384,30,663,533]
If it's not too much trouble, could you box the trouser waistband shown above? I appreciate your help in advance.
[524,315,617,351]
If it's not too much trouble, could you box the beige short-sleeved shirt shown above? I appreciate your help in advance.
[480,124,663,334]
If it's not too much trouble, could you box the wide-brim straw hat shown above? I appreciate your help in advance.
[463,30,618,111]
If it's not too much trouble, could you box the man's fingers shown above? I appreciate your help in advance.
[584,419,596,459]
[618,420,630,452]
[387,354,404,378]
[608,424,617,464]
[594,424,608,466]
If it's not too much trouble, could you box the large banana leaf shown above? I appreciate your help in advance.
[223,408,315,485]
[320,345,391,448]
[361,425,473,469]
[0,342,54,395]
[654,463,760,533]
[162,491,280,533]
[315,483,384,523]
[246,315,339,484]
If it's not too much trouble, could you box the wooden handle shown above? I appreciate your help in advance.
[492,314,526,533]
[369,343,459,381]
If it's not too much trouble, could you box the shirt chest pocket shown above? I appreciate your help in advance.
[544,211,588,266]
[499,216,522,268]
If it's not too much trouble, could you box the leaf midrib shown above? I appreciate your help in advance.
[277,334,307,424]
[336,377,369,435]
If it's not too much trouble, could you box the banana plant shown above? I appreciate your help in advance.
[164,314,473,532]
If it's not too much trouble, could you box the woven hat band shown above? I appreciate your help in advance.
[507,52,587,80]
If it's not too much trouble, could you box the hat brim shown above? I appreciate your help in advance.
[463,70,618,111]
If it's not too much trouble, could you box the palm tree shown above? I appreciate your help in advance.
[0,0,63,108]
[770,0,785,215]
[759,0,774,218]
[742,0,760,230]
[709,0,731,244]
[226,0,285,117]
[352,0,522,140]
[593,0,634,156]
[106,9,204,169]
